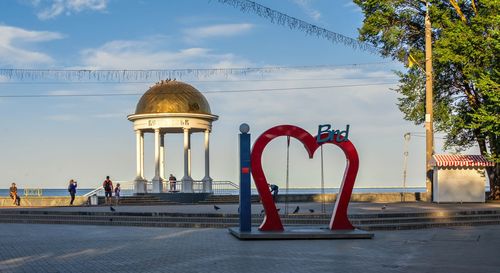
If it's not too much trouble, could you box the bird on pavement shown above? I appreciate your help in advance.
[214,205,221,211]
[292,206,300,214]
[308,209,315,213]
[381,205,387,210]
[110,206,115,212]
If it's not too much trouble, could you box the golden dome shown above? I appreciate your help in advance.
[135,80,211,115]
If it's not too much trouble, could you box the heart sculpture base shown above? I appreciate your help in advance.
[229,226,374,240]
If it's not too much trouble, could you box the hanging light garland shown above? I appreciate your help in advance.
[0,63,390,82]
[216,0,379,54]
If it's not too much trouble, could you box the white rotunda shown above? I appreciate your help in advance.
[127,80,218,194]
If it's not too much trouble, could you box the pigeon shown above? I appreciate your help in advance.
[381,205,387,210]
[292,206,300,214]
[110,206,115,212]
[214,205,221,211]
[309,209,315,213]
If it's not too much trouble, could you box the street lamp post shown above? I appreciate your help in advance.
[425,1,434,202]
[403,133,411,202]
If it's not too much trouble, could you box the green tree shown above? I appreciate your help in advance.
[354,0,499,194]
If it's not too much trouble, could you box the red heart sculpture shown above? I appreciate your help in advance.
[250,125,359,231]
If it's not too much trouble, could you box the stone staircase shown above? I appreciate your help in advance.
[1,209,500,230]
[115,195,177,206]
[199,195,239,204]
[198,195,261,203]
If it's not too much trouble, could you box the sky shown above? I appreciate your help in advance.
[0,0,479,190]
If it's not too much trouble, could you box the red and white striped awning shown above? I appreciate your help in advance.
[432,154,494,167]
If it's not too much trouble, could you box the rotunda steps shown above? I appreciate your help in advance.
[198,195,260,203]
[1,209,500,230]
[114,196,178,206]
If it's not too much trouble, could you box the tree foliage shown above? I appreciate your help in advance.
[354,0,499,191]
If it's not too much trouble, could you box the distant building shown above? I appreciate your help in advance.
[432,154,494,203]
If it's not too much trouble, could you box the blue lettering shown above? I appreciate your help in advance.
[316,124,333,143]
[336,125,350,142]
[317,124,350,143]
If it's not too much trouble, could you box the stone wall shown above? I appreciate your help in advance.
[0,197,88,207]
[275,192,428,203]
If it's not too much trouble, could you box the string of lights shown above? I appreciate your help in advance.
[0,62,393,82]
[216,0,379,53]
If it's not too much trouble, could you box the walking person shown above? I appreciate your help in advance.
[68,179,77,205]
[114,183,121,205]
[9,182,19,206]
[269,184,279,202]
[103,176,114,205]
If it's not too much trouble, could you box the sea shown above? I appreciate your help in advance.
[2,187,426,197]
[0,187,490,197]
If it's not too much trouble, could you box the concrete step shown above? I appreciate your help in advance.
[198,195,259,204]
[352,214,500,224]
[357,219,500,230]
[118,200,177,204]
[1,215,500,230]
[117,196,178,205]
[1,209,500,230]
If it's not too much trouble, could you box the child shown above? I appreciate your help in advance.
[114,183,121,205]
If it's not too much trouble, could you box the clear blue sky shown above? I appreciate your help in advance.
[0,0,476,190]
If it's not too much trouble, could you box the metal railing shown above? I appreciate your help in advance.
[83,180,239,197]
[83,181,132,197]
[212,181,240,195]
[24,188,43,196]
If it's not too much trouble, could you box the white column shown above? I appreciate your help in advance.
[152,128,163,193]
[134,130,146,194]
[160,133,166,191]
[135,130,142,180]
[182,128,193,192]
[140,132,144,179]
[202,130,213,193]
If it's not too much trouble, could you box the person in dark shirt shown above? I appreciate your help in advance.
[9,182,19,206]
[169,174,177,192]
[68,179,77,205]
[103,176,114,205]
[269,184,279,202]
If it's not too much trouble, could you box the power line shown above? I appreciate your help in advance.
[0,82,397,98]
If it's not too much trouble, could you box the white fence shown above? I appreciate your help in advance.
[83,180,239,197]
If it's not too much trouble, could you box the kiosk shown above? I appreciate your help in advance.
[432,154,493,203]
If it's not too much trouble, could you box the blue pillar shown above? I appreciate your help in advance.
[239,123,251,232]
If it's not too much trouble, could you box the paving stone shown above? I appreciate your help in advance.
[0,223,499,273]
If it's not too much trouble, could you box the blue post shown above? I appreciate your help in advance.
[239,123,251,232]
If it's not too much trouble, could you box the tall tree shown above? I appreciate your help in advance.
[354,0,499,194]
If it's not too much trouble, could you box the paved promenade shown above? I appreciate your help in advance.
[0,202,500,272]
[0,223,499,273]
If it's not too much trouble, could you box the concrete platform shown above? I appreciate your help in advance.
[228,226,374,240]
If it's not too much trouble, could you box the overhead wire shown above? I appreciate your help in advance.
[0,82,398,98]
